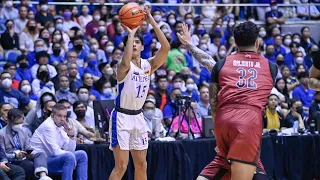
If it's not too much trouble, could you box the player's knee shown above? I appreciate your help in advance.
[135,160,147,171]
[116,161,128,174]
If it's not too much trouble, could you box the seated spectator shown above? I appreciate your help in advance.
[278,0,300,21]
[35,0,53,28]
[143,98,165,140]
[19,20,39,54]
[281,65,299,96]
[275,54,284,77]
[170,102,202,138]
[185,77,200,102]
[93,20,107,42]
[165,40,186,73]
[84,53,102,81]
[24,91,57,133]
[19,80,38,104]
[31,65,55,98]
[49,43,65,66]
[300,27,317,51]
[292,33,307,56]
[138,21,153,59]
[0,72,31,109]
[0,145,25,180]
[50,29,68,57]
[94,62,117,91]
[0,0,19,21]
[39,29,50,49]
[304,44,319,70]
[113,22,126,49]
[265,1,285,28]
[62,9,80,31]
[263,94,285,130]
[197,86,210,117]
[30,51,57,80]
[265,26,280,45]
[285,99,306,129]
[68,63,83,93]
[297,0,320,20]
[51,64,68,91]
[309,91,320,128]
[26,39,46,68]
[14,55,33,83]
[70,36,88,70]
[100,81,116,100]
[82,73,101,100]
[163,88,182,127]
[0,103,12,129]
[78,5,92,30]
[275,78,290,107]
[30,104,88,179]
[214,45,227,62]
[73,88,95,127]
[3,63,19,90]
[59,100,94,141]
[72,101,95,133]
[154,75,170,111]
[283,34,292,54]
[201,0,218,20]
[0,108,51,179]
[85,9,101,39]
[14,6,28,34]
[274,35,286,56]
[264,44,276,63]
[89,38,107,63]
[55,76,78,104]
[0,20,19,51]
[200,66,211,87]
[292,72,315,111]
[284,42,300,74]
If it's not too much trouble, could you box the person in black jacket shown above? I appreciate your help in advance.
[309,91,320,127]
[0,145,25,180]
[0,20,19,51]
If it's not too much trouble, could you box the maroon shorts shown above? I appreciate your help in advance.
[200,105,264,179]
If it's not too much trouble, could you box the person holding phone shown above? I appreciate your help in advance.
[0,108,51,180]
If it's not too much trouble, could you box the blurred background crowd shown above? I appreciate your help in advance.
[0,0,317,145]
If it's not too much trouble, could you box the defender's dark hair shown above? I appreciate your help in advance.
[233,21,259,47]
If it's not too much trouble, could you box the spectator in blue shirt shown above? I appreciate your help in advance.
[113,21,126,49]
[292,72,315,111]
[0,72,31,109]
[14,55,33,83]
[200,66,210,87]
[49,42,65,66]
[27,38,47,68]
[84,53,102,81]
[100,81,116,100]
[264,44,276,63]
[70,36,88,71]
[185,77,200,102]
[138,21,153,59]
[265,1,285,27]
[304,44,319,70]
[66,51,84,77]
[264,26,280,45]
[82,73,101,100]
[274,35,286,56]
[68,63,82,93]
[284,42,299,74]
[163,88,182,127]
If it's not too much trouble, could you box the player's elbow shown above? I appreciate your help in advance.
[161,41,171,52]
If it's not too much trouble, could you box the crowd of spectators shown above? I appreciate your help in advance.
[0,0,317,178]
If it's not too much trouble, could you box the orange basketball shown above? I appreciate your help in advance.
[118,3,145,29]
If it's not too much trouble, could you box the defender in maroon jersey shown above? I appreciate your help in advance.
[177,22,277,180]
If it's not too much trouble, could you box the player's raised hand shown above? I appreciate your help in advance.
[144,6,156,25]
[121,23,140,35]
[177,23,191,45]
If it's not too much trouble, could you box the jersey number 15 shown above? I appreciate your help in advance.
[236,68,258,89]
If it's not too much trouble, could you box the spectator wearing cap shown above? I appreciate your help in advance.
[297,0,320,20]
[14,6,28,34]
[15,56,32,84]
[26,39,45,68]
[89,38,107,63]
[94,63,117,92]
[0,72,31,109]
[143,98,166,140]
[0,0,19,21]
[138,21,153,59]
[35,0,53,28]
[3,63,19,90]
[55,76,78,104]
[265,1,285,28]
[292,72,315,111]
[30,51,57,80]
[24,91,57,133]
[0,20,19,52]
[68,63,83,93]
[285,99,306,128]
[85,9,101,39]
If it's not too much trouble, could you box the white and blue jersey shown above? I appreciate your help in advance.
[115,59,151,110]
[110,59,151,151]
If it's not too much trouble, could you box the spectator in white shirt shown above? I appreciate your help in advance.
[30,51,57,80]
[78,5,92,31]
[197,86,210,117]
[14,6,28,34]
[0,0,19,21]
[297,0,320,19]
[30,104,88,180]
[63,9,80,32]
[31,64,55,98]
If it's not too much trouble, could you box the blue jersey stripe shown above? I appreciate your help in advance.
[111,110,118,148]
[115,82,124,107]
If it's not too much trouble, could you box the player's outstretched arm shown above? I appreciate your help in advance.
[117,24,140,82]
[177,23,216,72]
[145,7,170,74]
[209,82,219,119]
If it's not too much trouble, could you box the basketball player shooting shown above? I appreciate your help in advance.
[108,6,170,180]
[309,50,320,91]
[177,22,277,180]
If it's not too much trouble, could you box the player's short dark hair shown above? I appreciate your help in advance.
[233,21,259,47]
[123,33,144,46]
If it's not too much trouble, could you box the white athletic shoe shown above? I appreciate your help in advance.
[39,176,53,180]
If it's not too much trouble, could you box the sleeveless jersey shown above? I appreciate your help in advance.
[217,52,276,111]
[115,59,151,110]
